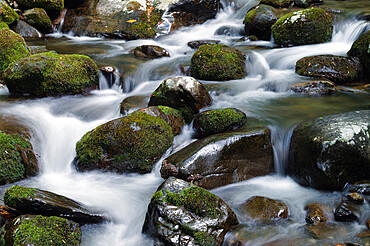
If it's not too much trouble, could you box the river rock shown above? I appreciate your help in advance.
[23,8,53,34]
[304,203,328,225]
[295,55,363,84]
[161,127,274,189]
[3,214,81,245]
[188,40,220,49]
[272,8,334,46]
[193,108,246,138]
[214,26,244,36]
[241,196,288,221]
[120,95,148,115]
[287,110,370,191]
[243,5,278,41]
[289,80,338,94]
[294,0,323,8]
[0,0,19,25]
[347,30,370,78]
[334,200,361,222]
[0,28,30,71]
[142,177,239,246]
[4,52,99,97]
[15,0,64,13]
[260,0,290,8]
[3,185,105,224]
[148,76,212,123]
[12,20,42,38]
[132,45,170,58]
[74,111,174,174]
[136,106,185,136]
[191,44,246,81]
[347,192,364,204]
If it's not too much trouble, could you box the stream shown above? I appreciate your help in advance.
[0,0,369,245]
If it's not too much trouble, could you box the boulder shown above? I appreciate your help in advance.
[334,200,361,222]
[0,28,30,71]
[304,203,328,225]
[295,55,363,84]
[347,30,370,78]
[191,44,246,81]
[12,20,42,38]
[188,40,220,49]
[148,77,212,123]
[120,95,148,115]
[3,215,81,245]
[287,110,370,190]
[142,177,239,245]
[161,127,274,189]
[243,5,278,41]
[294,0,323,8]
[193,108,246,138]
[136,106,185,136]
[23,8,53,34]
[260,0,291,8]
[289,80,338,94]
[4,52,99,97]
[0,0,19,24]
[74,111,174,174]
[14,0,64,13]
[272,8,334,46]
[3,185,105,224]
[241,196,288,221]
[132,45,170,58]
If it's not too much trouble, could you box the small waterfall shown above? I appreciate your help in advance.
[99,66,127,93]
[53,8,68,33]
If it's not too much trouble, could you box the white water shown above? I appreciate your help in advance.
[1,1,369,245]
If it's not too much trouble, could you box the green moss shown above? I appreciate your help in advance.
[164,186,220,218]
[151,190,164,203]
[0,0,19,25]
[272,8,334,46]
[0,21,9,29]
[347,30,370,76]
[3,185,36,208]
[23,8,52,33]
[191,44,246,81]
[158,106,183,120]
[0,28,30,71]
[13,215,80,246]
[15,0,64,12]
[260,0,290,8]
[129,22,156,39]
[194,232,217,246]
[243,7,257,24]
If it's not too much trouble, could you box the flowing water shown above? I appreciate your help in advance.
[1,0,370,245]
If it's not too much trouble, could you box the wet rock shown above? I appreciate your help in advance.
[347,30,369,78]
[289,80,338,94]
[142,177,239,246]
[180,64,191,75]
[74,111,174,174]
[132,45,170,59]
[272,8,334,46]
[23,8,53,34]
[120,95,148,115]
[191,44,246,81]
[214,26,245,36]
[167,0,222,32]
[347,192,364,204]
[136,106,185,136]
[148,76,212,123]
[304,203,328,225]
[4,52,99,97]
[3,185,105,224]
[193,108,246,138]
[296,55,363,84]
[3,214,81,245]
[241,196,288,221]
[287,110,370,191]
[367,219,370,229]
[0,0,19,25]
[0,28,30,71]
[260,0,291,8]
[11,20,42,38]
[294,0,323,8]
[243,5,278,41]
[305,223,347,239]
[15,0,64,13]
[161,127,274,189]
[187,40,220,49]
[334,200,361,222]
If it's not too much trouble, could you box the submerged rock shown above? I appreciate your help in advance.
[0,0,19,25]
[241,196,288,221]
[188,40,220,49]
[75,111,174,174]
[23,8,53,34]
[3,185,105,224]
[214,26,244,36]
[148,77,212,123]
[161,127,274,189]
[191,44,246,81]
[243,5,278,41]
[193,108,246,138]
[120,95,148,115]
[3,214,81,245]
[142,177,239,245]
[4,52,99,97]
[12,20,42,38]
[295,55,363,84]
[347,30,370,78]
[289,80,338,94]
[272,8,334,46]
[287,110,370,191]
[132,45,170,58]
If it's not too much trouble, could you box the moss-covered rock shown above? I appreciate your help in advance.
[347,30,370,78]
[193,108,246,138]
[4,52,99,97]
[0,0,19,25]
[260,0,291,8]
[15,0,64,12]
[294,0,323,8]
[295,55,363,84]
[132,45,170,58]
[23,8,53,34]
[191,44,246,81]
[241,196,288,221]
[0,28,30,71]
[74,111,174,174]
[243,5,278,41]
[148,77,212,123]
[3,215,81,246]
[289,80,338,94]
[0,21,8,29]
[142,177,238,245]
[272,8,334,46]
